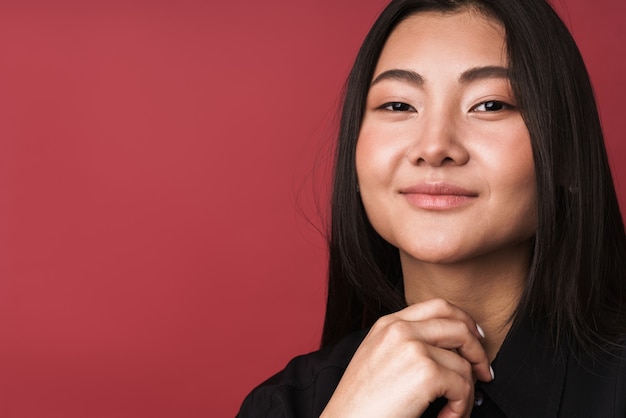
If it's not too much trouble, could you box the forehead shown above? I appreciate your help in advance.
[375,10,508,75]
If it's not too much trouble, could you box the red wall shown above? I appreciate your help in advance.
[1,1,624,416]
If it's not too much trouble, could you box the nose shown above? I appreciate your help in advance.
[406,112,469,167]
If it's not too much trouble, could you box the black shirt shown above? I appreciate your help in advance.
[238,318,626,417]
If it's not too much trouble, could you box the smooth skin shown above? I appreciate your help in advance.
[322,9,536,418]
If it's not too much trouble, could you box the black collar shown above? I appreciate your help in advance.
[476,316,568,418]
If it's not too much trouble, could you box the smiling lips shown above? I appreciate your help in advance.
[400,183,478,210]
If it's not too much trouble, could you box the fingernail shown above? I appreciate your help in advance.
[489,366,495,380]
[476,324,485,338]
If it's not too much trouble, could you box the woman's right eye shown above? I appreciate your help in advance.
[380,102,416,112]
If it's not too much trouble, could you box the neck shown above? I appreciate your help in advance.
[402,241,531,361]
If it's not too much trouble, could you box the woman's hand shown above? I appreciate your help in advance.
[320,299,493,418]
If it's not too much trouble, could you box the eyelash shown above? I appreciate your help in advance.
[380,102,416,112]
[471,100,513,112]
[379,100,514,113]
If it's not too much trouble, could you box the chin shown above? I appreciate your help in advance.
[400,245,469,265]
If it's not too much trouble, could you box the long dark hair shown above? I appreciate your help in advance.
[322,0,626,352]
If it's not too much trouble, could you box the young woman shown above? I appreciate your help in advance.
[239,0,626,416]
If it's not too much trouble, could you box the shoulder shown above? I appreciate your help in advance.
[237,329,368,418]
[560,338,626,417]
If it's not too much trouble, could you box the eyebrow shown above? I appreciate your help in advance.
[459,65,510,83]
[370,65,510,87]
[370,68,425,87]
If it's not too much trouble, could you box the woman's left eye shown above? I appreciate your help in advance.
[472,100,511,112]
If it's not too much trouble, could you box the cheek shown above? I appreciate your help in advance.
[356,128,391,232]
[355,124,403,188]
[356,130,378,189]
[477,122,534,185]
[504,129,535,194]
[488,128,537,231]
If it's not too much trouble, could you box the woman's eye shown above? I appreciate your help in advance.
[472,100,510,112]
[381,102,416,112]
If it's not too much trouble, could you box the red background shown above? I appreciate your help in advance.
[0,0,624,416]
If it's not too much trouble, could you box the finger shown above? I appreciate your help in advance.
[413,318,492,382]
[415,359,473,418]
[426,344,475,383]
[436,365,474,418]
[393,299,484,340]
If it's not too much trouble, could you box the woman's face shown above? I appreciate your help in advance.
[356,10,536,266]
